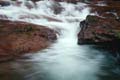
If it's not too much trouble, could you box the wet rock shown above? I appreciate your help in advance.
[78,1,120,44]
[0,1,11,7]
[53,0,79,3]
[0,15,8,20]
[0,20,57,61]
[50,1,63,14]
[31,0,41,3]
[116,17,120,22]
[54,0,95,3]
[89,1,120,21]
[25,1,35,9]
[78,15,120,44]
[54,0,108,4]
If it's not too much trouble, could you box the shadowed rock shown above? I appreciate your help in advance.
[0,0,11,6]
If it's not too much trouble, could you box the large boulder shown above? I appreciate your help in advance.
[0,20,57,61]
[78,1,120,44]
[78,15,120,44]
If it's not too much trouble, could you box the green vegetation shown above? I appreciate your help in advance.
[115,31,120,39]
[86,15,99,24]
[11,0,17,1]
[13,26,37,37]
[14,26,34,33]
[24,26,34,32]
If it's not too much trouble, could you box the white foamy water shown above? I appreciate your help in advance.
[0,1,105,80]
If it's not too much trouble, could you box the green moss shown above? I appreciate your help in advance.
[24,26,34,32]
[115,31,120,39]
[11,0,17,1]
[14,26,34,33]
[86,15,99,24]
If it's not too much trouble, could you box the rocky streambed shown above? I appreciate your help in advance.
[0,0,120,80]
[0,0,120,61]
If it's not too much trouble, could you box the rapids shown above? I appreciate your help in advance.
[0,0,120,80]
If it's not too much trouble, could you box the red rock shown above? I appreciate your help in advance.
[89,1,120,19]
[0,19,57,61]
[78,1,120,44]
[78,15,120,44]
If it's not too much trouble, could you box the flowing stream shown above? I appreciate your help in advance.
[0,1,120,80]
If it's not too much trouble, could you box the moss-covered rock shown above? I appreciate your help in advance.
[86,15,99,24]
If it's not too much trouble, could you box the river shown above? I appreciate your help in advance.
[0,1,120,80]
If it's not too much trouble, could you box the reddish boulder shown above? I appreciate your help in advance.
[78,1,120,44]
[78,15,120,44]
[0,20,57,61]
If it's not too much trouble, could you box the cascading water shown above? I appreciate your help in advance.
[0,0,119,80]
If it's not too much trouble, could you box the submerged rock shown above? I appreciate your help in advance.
[0,20,57,61]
